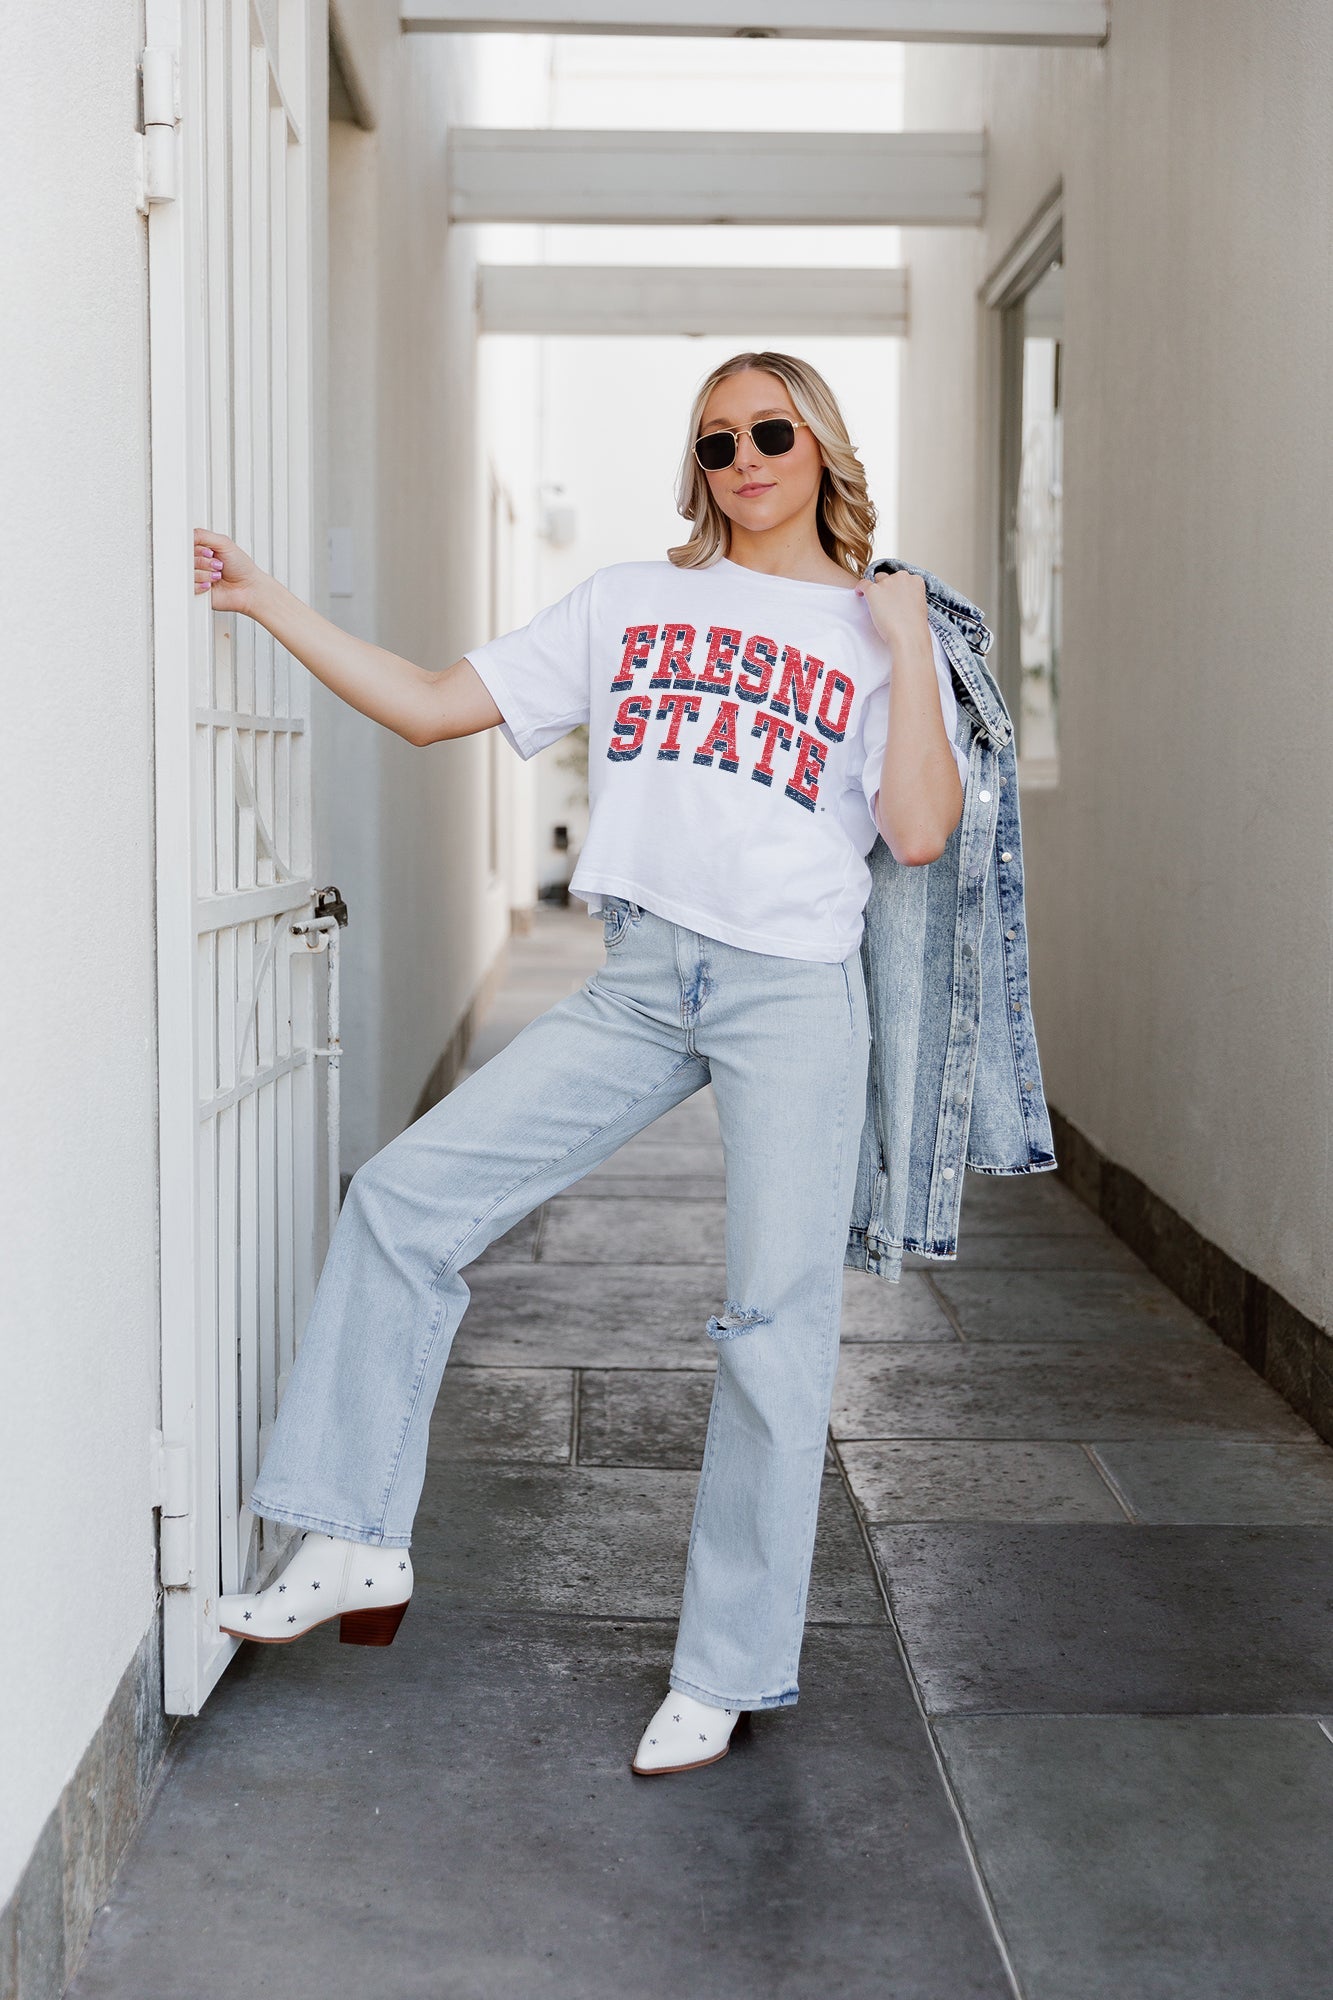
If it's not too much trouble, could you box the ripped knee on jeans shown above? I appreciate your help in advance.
[705,1300,773,1341]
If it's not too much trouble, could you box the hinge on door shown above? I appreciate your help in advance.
[149,1428,193,1589]
[135,47,179,214]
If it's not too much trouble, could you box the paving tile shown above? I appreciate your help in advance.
[67,1618,1009,2000]
[577,1368,717,1468]
[1092,1439,1333,1523]
[936,1716,1333,2000]
[430,1365,573,1463]
[839,1441,1125,1524]
[956,1172,1103,1234]
[452,1265,729,1369]
[934,1233,1144,1272]
[540,1196,726,1265]
[872,1523,1333,1714]
[558,1172,726,1200]
[840,1270,957,1343]
[469,1204,544,1266]
[932,1269,1205,1339]
[582,1138,724,1182]
[830,1341,1310,1442]
[625,1089,721,1148]
[414,1464,884,1626]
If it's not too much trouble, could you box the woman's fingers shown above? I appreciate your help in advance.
[193,528,231,595]
[194,530,228,568]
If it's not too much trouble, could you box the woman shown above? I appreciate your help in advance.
[196,351,970,1777]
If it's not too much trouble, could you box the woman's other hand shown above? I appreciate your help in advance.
[856,566,928,647]
[194,529,266,615]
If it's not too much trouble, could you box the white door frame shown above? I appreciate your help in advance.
[146,0,323,1716]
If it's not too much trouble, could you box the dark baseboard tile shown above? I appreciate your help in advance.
[1,1611,172,2000]
[1049,1105,1333,1447]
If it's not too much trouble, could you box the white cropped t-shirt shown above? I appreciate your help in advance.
[466,557,968,963]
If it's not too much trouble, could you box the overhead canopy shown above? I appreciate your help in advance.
[403,0,1108,45]
[449,129,985,226]
[477,263,910,336]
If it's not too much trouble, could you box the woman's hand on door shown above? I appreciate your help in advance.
[194,529,264,614]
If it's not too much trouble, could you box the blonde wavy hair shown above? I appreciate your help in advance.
[669,350,876,577]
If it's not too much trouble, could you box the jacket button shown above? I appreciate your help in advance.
[1005,928,1016,940]
[942,1166,956,1180]
[1000,850,1013,862]
[979,789,991,802]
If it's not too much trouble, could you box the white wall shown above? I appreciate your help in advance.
[898,0,1333,1329]
[0,5,161,1906]
[320,6,513,1169]
[0,0,516,1909]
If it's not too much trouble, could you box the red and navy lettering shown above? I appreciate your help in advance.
[770,647,821,723]
[785,729,827,811]
[693,699,741,774]
[656,691,702,759]
[751,712,794,787]
[651,622,696,690]
[698,626,741,693]
[613,624,658,692]
[605,614,856,815]
[815,668,854,742]
[608,694,651,761]
[735,633,778,704]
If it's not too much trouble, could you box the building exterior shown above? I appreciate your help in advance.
[896,0,1333,1401]
[3,1,1331,1991]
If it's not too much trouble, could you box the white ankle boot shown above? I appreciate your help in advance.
[217,1532,413,1646]
[631,1690,742,1775]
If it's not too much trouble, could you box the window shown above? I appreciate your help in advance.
[991,208,1064,783]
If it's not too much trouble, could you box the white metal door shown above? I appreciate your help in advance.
[145,0,324,1714]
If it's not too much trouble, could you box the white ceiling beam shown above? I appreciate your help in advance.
[449,129,985,225]
[477,263,909,335]
[403,1,1107,46]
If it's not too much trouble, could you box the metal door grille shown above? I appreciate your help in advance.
[148,0,320,1713]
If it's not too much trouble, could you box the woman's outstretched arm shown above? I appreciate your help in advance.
[194,530,501,748]
[858,568,965,867]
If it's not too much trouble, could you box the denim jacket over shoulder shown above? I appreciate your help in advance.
[845,555,1057,1283]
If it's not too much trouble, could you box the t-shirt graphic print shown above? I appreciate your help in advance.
[465,557,968,964]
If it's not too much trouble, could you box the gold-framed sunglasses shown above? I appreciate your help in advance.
[693,417,809,472]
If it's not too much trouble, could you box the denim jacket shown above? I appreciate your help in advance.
[845,555,1057,1283]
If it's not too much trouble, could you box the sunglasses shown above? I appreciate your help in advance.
[693,417,808,473]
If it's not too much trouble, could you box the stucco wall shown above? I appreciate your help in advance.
[0,0,511,1913]
[0,5,161,1906]
[319,7,510,1169]
[899,0,1333,1329]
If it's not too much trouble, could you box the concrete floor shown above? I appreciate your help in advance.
[70,908,1333,1999]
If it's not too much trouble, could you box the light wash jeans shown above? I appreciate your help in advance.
[251,900,870,1710]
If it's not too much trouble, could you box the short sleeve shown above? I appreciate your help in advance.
[464,574,595,760]
[860,626,970,819]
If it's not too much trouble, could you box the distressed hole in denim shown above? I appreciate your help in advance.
[705,1300,773,1341]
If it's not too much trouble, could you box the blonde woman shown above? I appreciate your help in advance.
[196,351,969,1776]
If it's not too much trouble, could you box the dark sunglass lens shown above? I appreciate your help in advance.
[752,418,796,457]
[694,431,737,471]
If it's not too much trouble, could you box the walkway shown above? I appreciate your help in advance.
[70,909,1333,1999]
